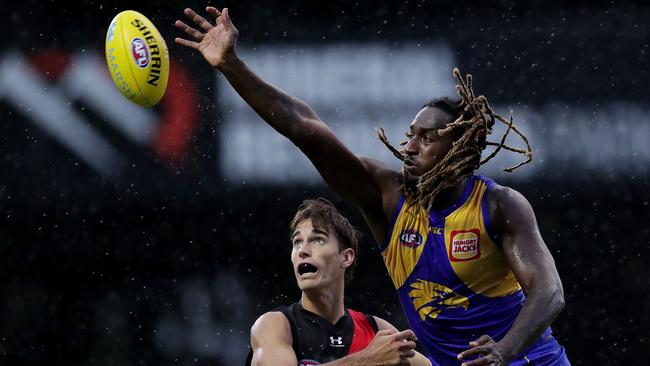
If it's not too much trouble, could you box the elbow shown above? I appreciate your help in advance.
[549,282,565,316]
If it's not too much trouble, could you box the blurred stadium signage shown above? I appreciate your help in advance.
[216,44,650,183]
[0,50,199,176]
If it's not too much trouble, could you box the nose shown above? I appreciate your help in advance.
[297,243,311,258]
[404,136,418,156]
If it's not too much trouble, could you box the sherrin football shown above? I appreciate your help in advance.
[105,10,169,107]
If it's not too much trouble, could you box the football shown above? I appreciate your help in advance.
[105,10,169,107]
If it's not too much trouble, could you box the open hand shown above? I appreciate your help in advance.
[174,6,238,68]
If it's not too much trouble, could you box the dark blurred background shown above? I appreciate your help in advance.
[1,0,649,365]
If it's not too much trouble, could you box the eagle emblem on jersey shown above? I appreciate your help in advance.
[408,279,469,320]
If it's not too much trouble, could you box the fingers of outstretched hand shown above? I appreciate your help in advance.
[217,8,234,29]
[184,8,213,31]
[206,6,222,17]
[174,20,203,40]
[174,37,199,50]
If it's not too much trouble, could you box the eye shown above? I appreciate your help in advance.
[292,239,303,248]
[312,237,325,245]
[422,135,433,143]
[405,132,414,140]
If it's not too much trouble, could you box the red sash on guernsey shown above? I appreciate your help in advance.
[347,309,376,355]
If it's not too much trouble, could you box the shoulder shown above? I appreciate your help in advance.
[487,183,533,214]
[251,311,292,345]
[486,182,538,235]
[487,183,528,208]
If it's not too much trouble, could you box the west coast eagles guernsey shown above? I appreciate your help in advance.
[381,174,557,365]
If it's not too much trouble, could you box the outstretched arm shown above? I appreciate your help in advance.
[251,312,423,366]
[457,187,565,365]
[175,7,399,209]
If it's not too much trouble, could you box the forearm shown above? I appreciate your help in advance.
[498,284,565,360]
[217,54,318,138]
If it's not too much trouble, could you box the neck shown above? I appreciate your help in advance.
[300,280,346,324]
[430,176,469,211]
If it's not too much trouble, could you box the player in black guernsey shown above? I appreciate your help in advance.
[246,199,431,366]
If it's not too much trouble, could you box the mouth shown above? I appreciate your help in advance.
[297,263,318,278]
[403,160,418,175]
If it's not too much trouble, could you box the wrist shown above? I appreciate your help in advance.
[216,52,240,71]
[495,340,516,362]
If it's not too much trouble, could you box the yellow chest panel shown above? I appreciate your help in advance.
[382,176,521,298]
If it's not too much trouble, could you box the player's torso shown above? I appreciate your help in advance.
[381,175,526,364]
[280,303,376,366]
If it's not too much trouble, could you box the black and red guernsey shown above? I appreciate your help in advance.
[245,302,378,365]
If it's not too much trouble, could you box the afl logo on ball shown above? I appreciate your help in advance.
[130,38,150,68]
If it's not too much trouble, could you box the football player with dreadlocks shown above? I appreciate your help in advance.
[175,6,570,366]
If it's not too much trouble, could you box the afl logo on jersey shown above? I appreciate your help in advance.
[399,229,423,248]
[130,38,150,68]
[298,360,320,366]
[449,229,480,261]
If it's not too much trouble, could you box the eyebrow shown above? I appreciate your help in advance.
[291,227,330,240]
[312,228,329,237]
[409,125,439,133]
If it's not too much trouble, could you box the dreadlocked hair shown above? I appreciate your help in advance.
[376,67,533,212]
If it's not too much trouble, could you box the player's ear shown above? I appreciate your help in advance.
[341,248,355,269]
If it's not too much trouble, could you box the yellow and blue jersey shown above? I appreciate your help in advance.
[381,175,568,365]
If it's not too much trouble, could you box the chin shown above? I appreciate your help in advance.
[402,172,420,187]
[296,279,319,291]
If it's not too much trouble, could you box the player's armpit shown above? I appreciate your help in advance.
[250,312,297,366]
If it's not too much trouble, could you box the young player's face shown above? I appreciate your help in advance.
[290,219,350,292]
[402,106,455,182]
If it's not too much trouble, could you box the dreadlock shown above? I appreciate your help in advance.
[377,68,533,212]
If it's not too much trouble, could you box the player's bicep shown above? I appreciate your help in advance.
[250,312,297,366]
[492,187,561,293]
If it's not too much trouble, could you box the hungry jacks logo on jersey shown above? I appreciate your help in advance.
[399,229,423,248]
[449,229,480,262]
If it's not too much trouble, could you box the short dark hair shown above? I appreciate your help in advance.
[289,198,361,283]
